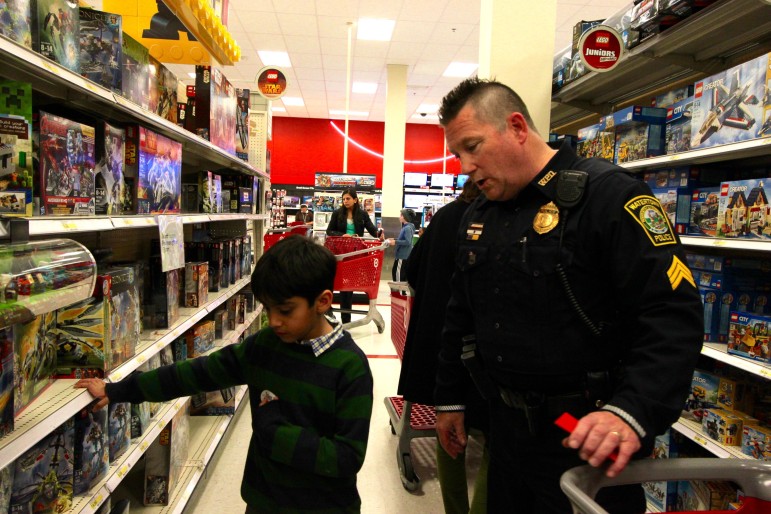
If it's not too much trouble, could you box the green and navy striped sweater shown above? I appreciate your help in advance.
[105,328,374,513]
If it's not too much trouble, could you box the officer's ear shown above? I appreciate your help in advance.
[506,112,529,143]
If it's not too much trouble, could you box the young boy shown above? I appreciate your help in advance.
[75,236,374,513]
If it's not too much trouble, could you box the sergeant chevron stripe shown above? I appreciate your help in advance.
[667,256,696,290]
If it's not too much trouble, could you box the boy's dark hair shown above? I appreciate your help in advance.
[251,236,337,306]
[438,77,537,133]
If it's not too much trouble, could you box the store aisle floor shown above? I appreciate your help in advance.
[187,280,484,513]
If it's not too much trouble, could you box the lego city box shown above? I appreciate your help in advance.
[35,111,96,215]
[688,186,720,236]
[107,401,130,462]
[0,79,34,216]
[0,0,32,49]
[194,66,237,155]
[144,400,189,506]
[13,311,56,416]
[190,387,235,416]
[32,0,80,73]
[642,166,699,189]
[94,122,125,215]
[608,105,668,164]
[666,96,695,155]
[78,8,122,93]
[741,424,771,460]
[690,53,771,151]
[715,178,771,239]
[727,311,771,364]
[185,320,215,358]
[651,186,690,234]
[73,406,109,495]
[575,120,614,160]
[184,261,208,308]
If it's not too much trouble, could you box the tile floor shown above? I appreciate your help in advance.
[186,279,485,513]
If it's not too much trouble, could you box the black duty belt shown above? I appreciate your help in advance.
[498,387,585,436]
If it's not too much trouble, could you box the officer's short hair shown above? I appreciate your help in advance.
[251,236,336,307]
[438,77,537,133]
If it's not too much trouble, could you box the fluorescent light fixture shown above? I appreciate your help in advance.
[443,62,478,78]
[352,82,378,94]
[357,18,395,41]
[281,97,305,107]
[257,50,292,68]
[417,103,439,114]
[329,110,368,117]
[271,106,286,113]
[187,72,196,79]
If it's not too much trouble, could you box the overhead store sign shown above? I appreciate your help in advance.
[315,173,376,191]
[256,67,289,100]
[578,25,624,73]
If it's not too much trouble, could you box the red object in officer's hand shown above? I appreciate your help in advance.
[555,412,618,462]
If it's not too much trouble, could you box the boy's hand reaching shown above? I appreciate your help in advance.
[74,378,109,410]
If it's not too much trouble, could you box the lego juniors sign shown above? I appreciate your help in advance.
[578,25,623,73]
[256,67,288,100]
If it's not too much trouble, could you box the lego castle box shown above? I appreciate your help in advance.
[136,127,181,214]
[0,0,32,49]
[691,53,771,150]
[32,0,80,73]
[36,111,95,215]
[195,66,237,155]
[78,8,122,92]
[0,80,34,216]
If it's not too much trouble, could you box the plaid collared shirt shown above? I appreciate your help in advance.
[299,316,344,356]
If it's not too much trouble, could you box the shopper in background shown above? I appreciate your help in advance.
[376,220,385,241]
[294,203,313,224]
[434,77,703,514]
[400,180,488,514]
[75,236,374,514]
[388,208,416,281]
[326,188,378,323]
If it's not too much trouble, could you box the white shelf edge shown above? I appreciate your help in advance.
[68,485,110,514]
[621,137,771,171]
[671,418,749,460]
[680,236,771,253]
[701,342,771,380]
[28,216,115,236]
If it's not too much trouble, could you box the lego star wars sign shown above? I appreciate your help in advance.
[256,67,288,100]
[578,25,623,73]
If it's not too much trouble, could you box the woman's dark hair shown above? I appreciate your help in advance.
[251,236,336,306]
[341,187,363,217]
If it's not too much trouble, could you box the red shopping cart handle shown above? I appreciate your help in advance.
[555,412,618,462]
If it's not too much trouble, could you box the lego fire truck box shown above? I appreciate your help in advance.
[78,8,122,93]
[32,0,80,73]
[682,369,719,421]
[235,88,249,161]
[185,320,214,358]
[0,79,34,216]
[73,406,108,495]
[642,430,678,512]
[716,178,771,239]
[121,33,151,110]
[10,418,74,513]
[13,311,56,416]
[107,401,130,462]
[666,96,695,154]
[0,327,13,437]
[135,127,181,214]
[184,261,208,308]
[94,122,125,215]
[742,424,771,460]
[727,311,771,364]
[651,187,690,234]
[190,387,235,416]
[702,408,743,446]
[35,111,95,215]
[609,105,668,164]
[144,401,189,505]
[690,53,771,151]
[0,0,32,49]
[195,66,237,156]
[688,186,720,236]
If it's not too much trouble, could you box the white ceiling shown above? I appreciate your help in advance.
[168,0,632,124]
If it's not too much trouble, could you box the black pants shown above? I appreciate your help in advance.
[392,258,406,282]
[339,291,353,323]
[486,397,645,514]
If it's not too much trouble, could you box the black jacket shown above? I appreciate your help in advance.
[326,207,377,237]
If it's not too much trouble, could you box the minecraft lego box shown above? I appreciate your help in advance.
[184,261,208,308]
[691,53,771,150]
[107,401,130,462]
[0,79,34,216]
[36,111,95,215]
[144,401,189,505]
[665,96,694,154]
[0,0,32,49]
[688,186,720,236]
[73,406,109,495]
[195,66,237,155]
[727,311,771,364]
[716,178,771,239]
[609,105,668,164]
[78,8,122,93]
[13,311,56,416]
[94,122,125,215]
[32,0,80,73]
[136,127,181,214]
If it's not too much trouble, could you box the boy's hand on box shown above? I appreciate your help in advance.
[74,378,109,411]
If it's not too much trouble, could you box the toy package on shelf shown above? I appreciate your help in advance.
[691,53,771,150]
[194,65,237,155]
[0,79,34,216]
[212,308,227,339]
[198,170,214,213]
[576,120,614,161]
[78,8,122,93]
[727,311,771,363]
[205,241,223,292]
[741,424,771,460]
[652,85,694,108]
[190,387,235,416]
[213,173,223,212]
[651,186,690,234]
[0,0,32,49]
[0,328,13,437]
[155,62,178,123]
[677,479,739,511]
[227,294,241,331]
[716,178,771,239]
[130,400,150,439]
[665,95,694,154]
[609,105,668,163]
[643,430,679,512]
[10,418,74,513]
[135,126,181,214]
[94,122,125,215]
[682,369,719,421]
[144,401,189,505]
[184,261,208,308]
[146,255,179,329]
[0,464,14,513]
[702,408,743,445]
[660,0,718,18]
[185,320,214,358]
[120,33,151,110]
[13,311,56,416]
[688,187,720,236]
[107,401,130,462]
[628,0,683,48]
[32,0,80,73]
[35,111,96,215]
[172,336,187,362]
[235,88,249,161]
[73,406,109,495]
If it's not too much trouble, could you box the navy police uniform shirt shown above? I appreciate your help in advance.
[435,141,703,449]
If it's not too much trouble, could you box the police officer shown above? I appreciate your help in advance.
[434,78,703,513]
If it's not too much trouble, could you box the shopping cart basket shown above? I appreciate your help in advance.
[263,225,312,252]
[323,236,388,333]
[560,458,771,514]
[383,281,437,492]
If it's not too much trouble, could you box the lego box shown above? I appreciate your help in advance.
[235,88,250,161]
[146,256,180,329]
[13,312,56,416]
[0,79,34,217]
[195,66,237,155]
[94,122,125,215]
[652,187,690,234]
[688,187,720,236]
[665,95,694,154]
[643,430,678,512]
[32,0,80,73]
[121,33,151,110]
[0,0,32,49]
[107,401,131,462]
[144,401,189,505]
[184,261,208,308]
[78,8,122,92]
[683,369,719,421]
[609,105,668,164]
[155,62,178,124]
[716,178,771,239]
[0,327,13,438]
[576,120,614,161]
[73,406,109,495]
[185,320,215,358]
[136,127,181,214]
[691,53,771,150]
[727,311,771,363]
[741,425,771,460]
[702,408,743,446]
[190,387,235,416]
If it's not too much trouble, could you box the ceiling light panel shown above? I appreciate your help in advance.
[352,82,378,94]
[443,61,478,77]
[257,50,292,67]
[356,18,395,41]
[281,97,305,107]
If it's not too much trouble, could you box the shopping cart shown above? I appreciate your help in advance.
[263,224,312,251]
[383,281,437,492]
[560,458,771,513]
[323,236,388,333]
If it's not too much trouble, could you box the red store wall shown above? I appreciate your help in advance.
[270,117,460,186]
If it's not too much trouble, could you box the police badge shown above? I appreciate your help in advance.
[533,201,559,234]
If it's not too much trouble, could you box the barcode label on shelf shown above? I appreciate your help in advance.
[117,465,129,478]
[90,494,103,509]
[692,434,709,447]
[61,221,77,230]
[760,368,770,378]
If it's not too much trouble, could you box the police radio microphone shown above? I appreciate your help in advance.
[555,170,588,210]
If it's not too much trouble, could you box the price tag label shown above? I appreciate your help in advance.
[83,81,99,94]
[692,434,709,447]
[140,441,149,451]
[90,494,103,509]
[42,61,60,75]
[61,221,77,230]
[110,372,122,383]
[712,240,726,247]
[759,367,770,378]
[117,465,129,478]
[136,355,146,365]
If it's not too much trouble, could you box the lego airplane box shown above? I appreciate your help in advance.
[690,53,771,150]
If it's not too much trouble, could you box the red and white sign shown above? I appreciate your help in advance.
[256,67,288,100]
[578,25,624,73]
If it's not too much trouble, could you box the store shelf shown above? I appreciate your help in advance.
[680,235,771,253]
[550,0,771,129]
[0,36,266,179]
[622,137,771,172]
[701,342,771,380]
[671,418,750,460]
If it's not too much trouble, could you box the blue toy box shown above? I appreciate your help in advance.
[665,96,695,154]
[609,105,668,164]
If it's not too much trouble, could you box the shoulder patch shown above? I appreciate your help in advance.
[624,195,677,247]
